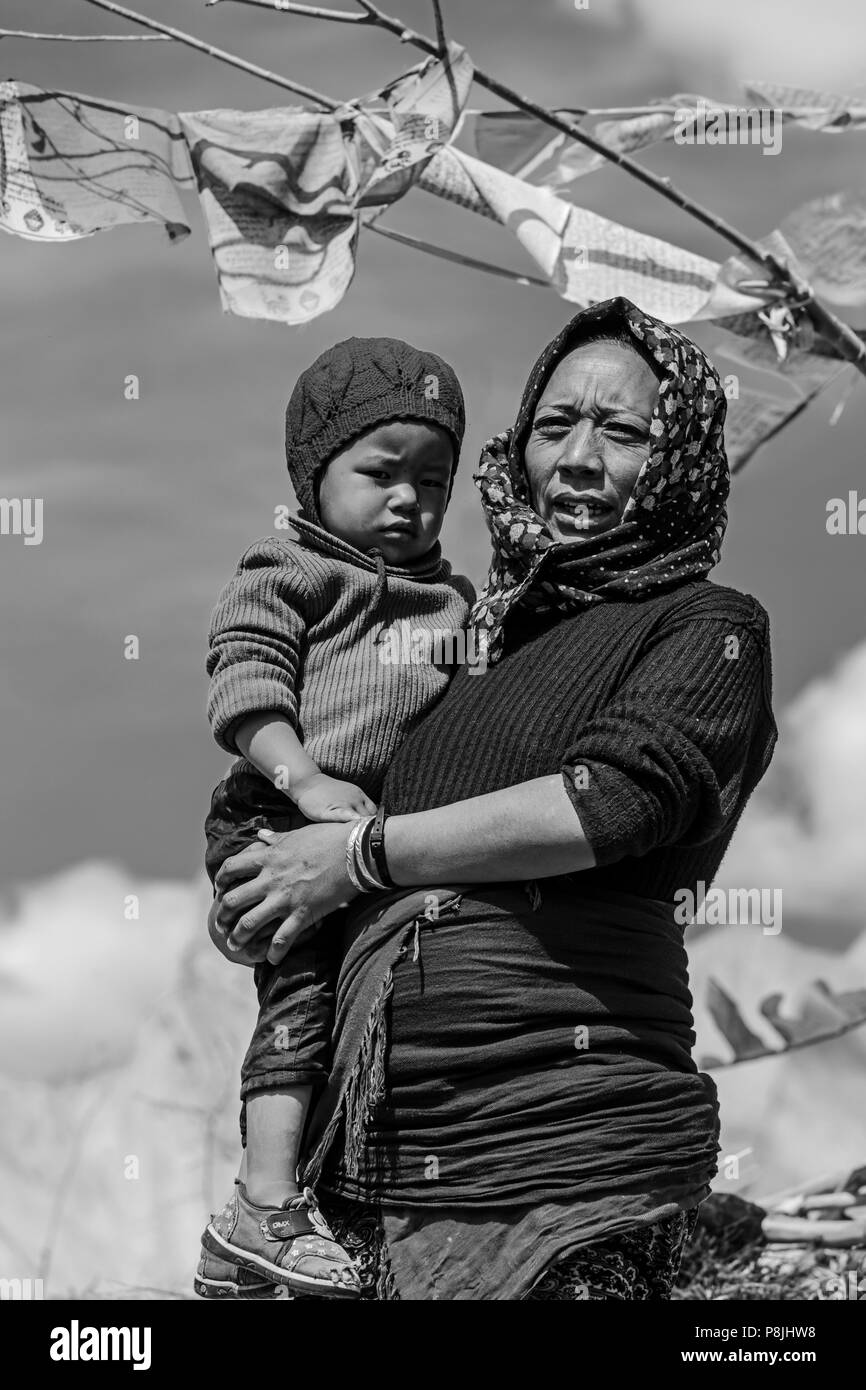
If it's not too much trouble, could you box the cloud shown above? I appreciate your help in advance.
[716,638,866,940]
[0,862,204,1082]
[630,0,866,89]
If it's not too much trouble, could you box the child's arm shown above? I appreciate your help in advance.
[235,711,376,823]
[208,539,374,823]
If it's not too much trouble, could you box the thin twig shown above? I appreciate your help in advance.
[581,103,866,119]
[220,0,866,375]
[365,218,549,287]
[77,0,339,107]
[37,1081,115,1291]
[355,0,866,374]
[429,0,457,115]
[0,29,171,41]
[205,0,369,18]
[705,1002,866,1064]
[431,0,446,56]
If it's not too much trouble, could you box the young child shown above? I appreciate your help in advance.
[196,337,475,1300]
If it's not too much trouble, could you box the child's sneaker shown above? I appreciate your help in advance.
[199,1182,361,1299]
[194,1246,287,1300]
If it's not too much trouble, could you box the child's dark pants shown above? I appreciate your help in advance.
[205,766,346,1142]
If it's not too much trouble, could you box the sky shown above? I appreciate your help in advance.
[2,0,866,895]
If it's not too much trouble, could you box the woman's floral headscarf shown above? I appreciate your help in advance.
[471,296,730,662]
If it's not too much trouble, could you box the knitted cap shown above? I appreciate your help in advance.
[285,336,465,520]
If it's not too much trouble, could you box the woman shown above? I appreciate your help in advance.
[209,296,777,1300]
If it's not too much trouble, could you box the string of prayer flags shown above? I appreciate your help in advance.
[0,80,192,243]
[723,382,824,475]
[778,191,866,309]
[348,42,474,205]
[715,309,866,364]
[457,101,693,195]
[178,43,473,323]
[715,324,846,396]
[0,84,87,241]
[457,109,604,188]
[178,108,360,324]
[714,320,849,473]
[743,80,866,132]
[699,976,866,1069]
[453,87,866,205]
[416,144,774,323]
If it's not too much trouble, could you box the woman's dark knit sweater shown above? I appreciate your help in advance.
[382,577,777,899]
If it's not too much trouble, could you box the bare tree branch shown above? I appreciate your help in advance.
[365,218,549,287]
[431,0,446,55]
[206,0,369,20]
[78,0,338,107]
[218,0,866,375]
[0,30,170,41]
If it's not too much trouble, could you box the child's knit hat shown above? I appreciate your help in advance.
[285,336,465,520]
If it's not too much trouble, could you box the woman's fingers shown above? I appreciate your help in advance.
[207,899,269,966]
[214,873,270,934]
[227,898,286,952]
[214,842,270,892]
[266,911,315,965]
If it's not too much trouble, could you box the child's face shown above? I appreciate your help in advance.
[317,420,454,564]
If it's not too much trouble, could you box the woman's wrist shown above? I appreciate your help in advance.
[343,813,396,893]
[381,811,438,886]
[369,804,396,887]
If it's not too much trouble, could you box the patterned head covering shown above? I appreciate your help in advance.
[471,296,729,662]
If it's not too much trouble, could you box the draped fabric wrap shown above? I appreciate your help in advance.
[302,882,719,1300]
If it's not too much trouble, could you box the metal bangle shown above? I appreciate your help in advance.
[346,816,382,893]
[357,815,388,889]
[345,819,373,893]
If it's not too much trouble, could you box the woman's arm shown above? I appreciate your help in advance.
[385,773,595,883]
[215,776,594,962]
[215,597,775,963]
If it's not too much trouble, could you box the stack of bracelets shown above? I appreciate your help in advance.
[345,804,396,893]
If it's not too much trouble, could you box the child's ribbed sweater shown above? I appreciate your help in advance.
[207,517,475,800]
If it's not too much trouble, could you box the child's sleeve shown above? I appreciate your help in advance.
[206,537,310,756]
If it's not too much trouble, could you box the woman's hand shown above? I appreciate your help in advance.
[213,821,360,965]
[207,896,271,967]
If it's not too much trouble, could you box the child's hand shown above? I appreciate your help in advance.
[292,772,377,823]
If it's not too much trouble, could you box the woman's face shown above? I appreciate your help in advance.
[524,339,660,544]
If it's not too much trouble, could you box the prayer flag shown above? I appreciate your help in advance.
[418,144,773,322]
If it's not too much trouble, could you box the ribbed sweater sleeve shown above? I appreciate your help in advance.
[561,599,776,867]
[206,538,309,756]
